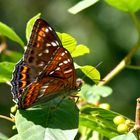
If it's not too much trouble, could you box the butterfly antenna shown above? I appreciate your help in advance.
[95,61,103,69]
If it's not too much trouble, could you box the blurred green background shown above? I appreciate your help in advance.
[0,0,140,138]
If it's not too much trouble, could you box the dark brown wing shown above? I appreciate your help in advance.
[24,19,63,81]
[21,47,78,108]
[11,18,79,109]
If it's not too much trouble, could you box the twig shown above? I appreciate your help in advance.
[0,115,15,123]
[126,65,140,70]
[98,41,140,86]
[98,13,140,86]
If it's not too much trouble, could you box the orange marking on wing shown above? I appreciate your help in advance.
[21,81,27,88]
[36,28,46,47]
[30,91,39,103]
[21,73,26,80]
[24,85,36,107]
[37,35,42,42]
[23,83,42,108]
[36,43,40,48]
[39,29,45,36]
[40,27,46,35]
[22,66,28,73]
[41,27,46,32]
[20,66,28,88]
[37,30,45,42]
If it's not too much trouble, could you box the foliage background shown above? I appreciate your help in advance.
[0,0,140,137]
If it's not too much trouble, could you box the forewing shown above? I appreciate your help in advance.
[24,18,63,80]
[11,19,63,103]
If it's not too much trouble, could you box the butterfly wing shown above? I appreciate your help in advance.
[11,19,80,109]
[19,46,78,108]
[24,19,64,80]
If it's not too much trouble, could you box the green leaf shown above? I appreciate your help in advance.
[78,64,100,84]
[0,22,24,47]
[0,62,15,83]
[105,0,140,13]
[26,13,41,42]
[80,84,112,103]
[8,134,19,140]
[71,44,90,57]
[0,132,8,140]
[57,33,90,57]
[57,32,77,53]
[91,85,112,97]
[68,0,99,14]
[15,99,79,140]
[111,132,137,140]
[80,107,121,138]
[80,84,100,103]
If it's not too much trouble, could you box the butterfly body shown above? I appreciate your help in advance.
[11,19,82,109]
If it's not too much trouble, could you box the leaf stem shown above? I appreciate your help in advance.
[98,13,140,86]
[126,65,140,70]
[98,41,140,86]
[130,13,140,37]
[0,115,15,123]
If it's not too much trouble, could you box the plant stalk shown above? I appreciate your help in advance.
[0,115,15,123]
[98,13,140,86]
[98,40,140,86]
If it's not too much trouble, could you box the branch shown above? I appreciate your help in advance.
[98,41,140,86]
[126,65,140,70]
[0,114,15,123]
[98,13,140,86]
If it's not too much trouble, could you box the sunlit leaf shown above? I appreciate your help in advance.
[26,13,41,42]
[0,132,8,140]
[80,84,112,103]
[91,85,112,97]
[80,108,122,138]
[0,62,15,83]
[15,99,79,140]
[71,44,90,57]
[74,63,100,84]
[105,0,140,13]
[57,32,77,53]
[80,84,100,103]
[78,125,99,140]
[111,132,137,140]
[0,22,24,47]
[9,134,19,140]
[68,0,99,14]
[81,65,100,84]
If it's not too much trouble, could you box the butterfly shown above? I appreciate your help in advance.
[11,18,83,109]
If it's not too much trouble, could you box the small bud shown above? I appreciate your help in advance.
[117,123,128,133]
[125,119,131,125]
[10,105,17,113]
[113,115,125,125]
[12,125,16,130]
